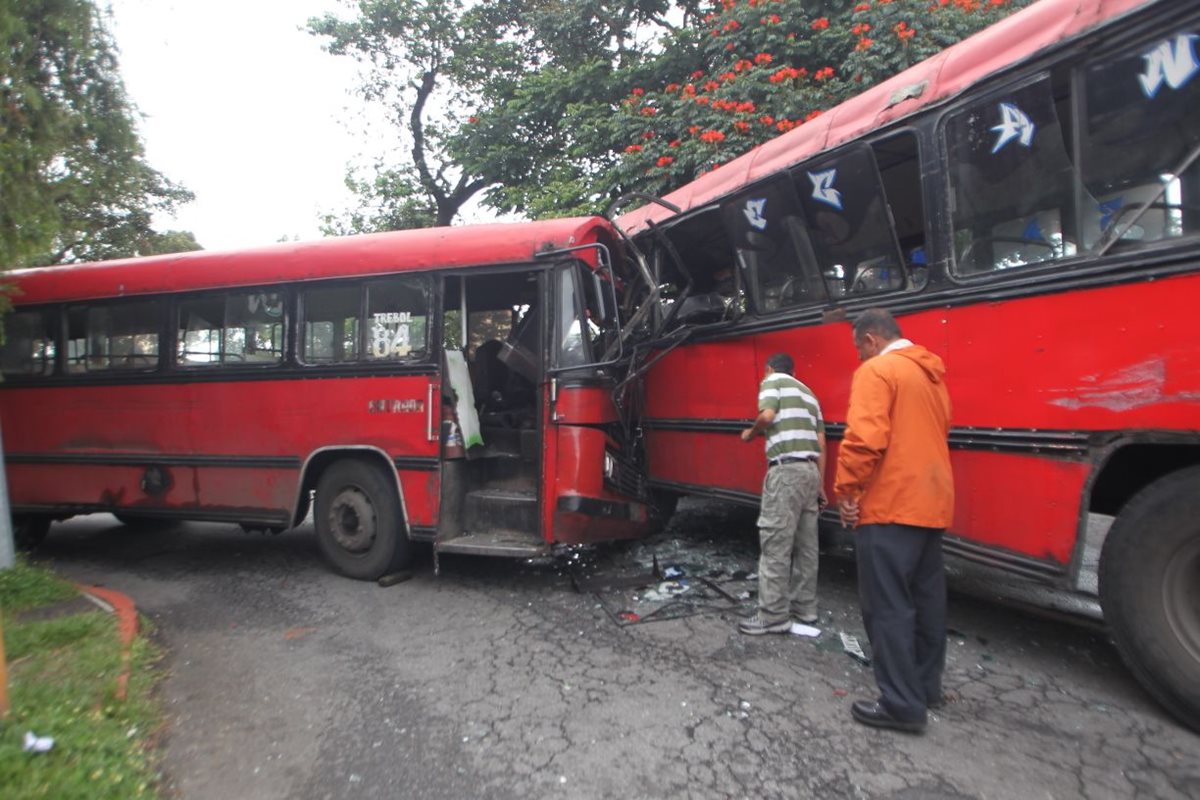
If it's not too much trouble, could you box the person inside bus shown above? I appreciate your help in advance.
[834,308,953,734]
[738,352,827,636]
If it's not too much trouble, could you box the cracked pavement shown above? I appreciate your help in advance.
[36,500,1199,799]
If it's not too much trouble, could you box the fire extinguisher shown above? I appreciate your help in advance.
[441,403,465,459]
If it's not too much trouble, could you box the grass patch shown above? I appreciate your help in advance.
[0,562,76,611]
[1,560,164,799]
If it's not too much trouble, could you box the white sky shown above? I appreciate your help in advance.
[107,0,381,251]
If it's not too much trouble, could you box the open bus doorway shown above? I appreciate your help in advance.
[436,270,547,558]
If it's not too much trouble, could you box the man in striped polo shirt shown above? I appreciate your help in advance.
[739,352,827,635]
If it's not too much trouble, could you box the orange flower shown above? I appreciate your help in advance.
[759,115,775,126]
[735,121,751,132]
[657,156,674,168]
[467,116,479,124]
[700,129,726,143]
[665,83,681,93]
[811,17,829,30]
[624,144,643,154]
[669,139,682,147]
[854,2,870,10]
[805,109,824,121]
[691,70,705,80]
[754,52,773,65]
[631,87,645,96]
[642,130,655,139]
[814,66,835,81]
[856,37,874,50]
[641,106,657,116]
[704,80,721,91]
[852,23,871,35]
[719,71,737,82]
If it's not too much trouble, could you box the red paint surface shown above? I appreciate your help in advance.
[642,274,1200,567]
[554,385,618,425]
[1,375,439,522]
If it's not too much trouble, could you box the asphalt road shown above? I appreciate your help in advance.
[34,500,1199,800]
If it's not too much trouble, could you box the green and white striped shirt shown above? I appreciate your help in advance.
[758,372,823,461]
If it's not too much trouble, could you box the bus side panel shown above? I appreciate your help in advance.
[551,424,651,545]
[944,273,1200,432]
[646,429,764,499]
[947,449,1088,563]
[642,339,759,420]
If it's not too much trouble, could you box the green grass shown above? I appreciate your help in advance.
[1,559,164,799]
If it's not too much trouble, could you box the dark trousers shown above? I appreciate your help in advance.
[855,523,947,722]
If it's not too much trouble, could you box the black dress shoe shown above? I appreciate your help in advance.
[851,700,926,733]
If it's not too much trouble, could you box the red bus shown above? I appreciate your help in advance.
[0,218,654,579]
[616,0,1200,729]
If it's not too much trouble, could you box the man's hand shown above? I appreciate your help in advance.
[740,427,756,442]
[838,497,860,529]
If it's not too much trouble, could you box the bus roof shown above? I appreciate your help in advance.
[6,216,616,305]
[618,0,1153,234]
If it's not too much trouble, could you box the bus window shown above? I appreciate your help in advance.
[793,145,907,298]
[721,177,824,313]
[0,309,56,377]
[946,76,1079,274]
[177,291,285,366]
[556,266,591,369]
[365,278,430,362]
[873,133,929,290]
[66,301,161,373]
[301,285,359,363]
[1081,28,1200,250]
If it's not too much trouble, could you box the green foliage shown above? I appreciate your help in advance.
[0,561,164,799]
[0,560,76,612]
[0,0,196,268]
[604,0,1036,199]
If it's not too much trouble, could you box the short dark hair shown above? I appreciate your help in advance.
[766,352,794,375]
[852,308,902,341]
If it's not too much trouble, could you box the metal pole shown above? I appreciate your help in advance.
[0,418,13,571]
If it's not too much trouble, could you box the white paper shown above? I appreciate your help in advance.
[23,731,54,753]
[789,623,821,637]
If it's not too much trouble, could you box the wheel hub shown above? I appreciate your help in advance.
[328,489,376,554]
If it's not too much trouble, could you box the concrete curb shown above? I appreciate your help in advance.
[75,584,138,701]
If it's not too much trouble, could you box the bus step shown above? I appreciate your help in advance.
[435,529,549,558]
[465,488,538,533]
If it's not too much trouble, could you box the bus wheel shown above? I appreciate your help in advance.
[314,459,410,580]
[13,515,51,550]
[1099,465,1200,732]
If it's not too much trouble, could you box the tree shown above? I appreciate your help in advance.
[309,0,495,230]
[0,0,197,268]
[603,0,1037,203]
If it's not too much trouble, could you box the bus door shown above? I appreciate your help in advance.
[435,268,550,559]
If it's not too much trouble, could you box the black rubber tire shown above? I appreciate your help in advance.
[314,459,410,580]
[648,490,681,534]
[1099,465,1200,732]
[113,514,161,531]
[13,515,51,550]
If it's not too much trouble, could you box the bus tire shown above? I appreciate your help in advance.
[1099,465,1200,732]
[314,459,410,580]
[13,515,51,550]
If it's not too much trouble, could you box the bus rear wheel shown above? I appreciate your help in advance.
[1099,465,1200,733]
[314,459,410,580]
[13,515,51,550]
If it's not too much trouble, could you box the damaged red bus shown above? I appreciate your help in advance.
[617,0,1200,729]
[0,218,653,579]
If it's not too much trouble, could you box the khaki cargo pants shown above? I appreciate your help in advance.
[756,460,821,624]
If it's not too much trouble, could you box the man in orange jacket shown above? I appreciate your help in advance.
[835,308,953,733]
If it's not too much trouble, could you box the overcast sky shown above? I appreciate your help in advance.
[107,0,374,251]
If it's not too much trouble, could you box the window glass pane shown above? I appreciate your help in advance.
[721,178,824,313]
[177,296,223,366]
[557,268,588,368]
[947,78,1079,274]
[225,291,285,364]
[68,301,161,372]
[794,146,906,297]
[365,278,429,362]
[302,285,360,363]
[1082,30,1200,248]
[0,310,56,376]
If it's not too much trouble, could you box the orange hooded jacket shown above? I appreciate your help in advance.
[833,343,954,529]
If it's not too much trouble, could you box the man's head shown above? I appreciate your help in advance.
[852,308,902,361]
[765,352,794,376]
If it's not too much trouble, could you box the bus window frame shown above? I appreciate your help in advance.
[0,305,61,381]
[297,274,435,369]
[939,69,1093,283]
[63,296,168,377]
[173,286,290,371]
